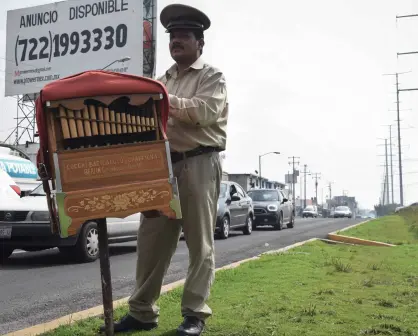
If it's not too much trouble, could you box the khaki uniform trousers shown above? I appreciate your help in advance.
[128,151,222,323]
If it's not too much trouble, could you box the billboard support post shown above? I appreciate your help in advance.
[97,218,115,336]
[4,94,37,145]
[143,0,157,78]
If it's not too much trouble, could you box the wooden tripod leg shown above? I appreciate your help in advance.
[97,218,114,336]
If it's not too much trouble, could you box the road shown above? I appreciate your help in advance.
[0,217,362,335]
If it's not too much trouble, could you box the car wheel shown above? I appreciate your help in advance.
[274,213,283,230]
[287,213,295,228]
[60,222,99,263]
[0,248,14,263]
[218,216,230,239]
[243,215,253,235]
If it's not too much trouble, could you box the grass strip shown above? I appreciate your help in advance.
[342,209,418,245]
[43,240,418,336]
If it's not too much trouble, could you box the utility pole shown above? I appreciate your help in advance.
[288,156,300,203]
[389,125,394,204]
[395,73,404,206]
[327,182,334,211]
[303,164,310,209]
[311,173,321,205]
[384,139,390,204]
[388,13,418,205]
[300,170,303,208]
[383,72,409,206]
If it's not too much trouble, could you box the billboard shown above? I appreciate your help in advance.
[4,0,143,97]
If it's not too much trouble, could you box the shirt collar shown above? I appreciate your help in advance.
[166,57,205,79]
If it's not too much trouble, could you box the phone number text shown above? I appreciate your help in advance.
[14,23,128,66]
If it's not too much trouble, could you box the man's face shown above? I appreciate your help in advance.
[169,30,201,62]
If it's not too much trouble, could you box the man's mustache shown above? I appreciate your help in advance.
[171,43,184,50]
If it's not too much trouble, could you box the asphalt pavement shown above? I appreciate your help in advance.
[0,217,362,335]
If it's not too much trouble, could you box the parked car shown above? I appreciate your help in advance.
[215,181,254,239]
[0,183,141,263]
[333,206,352,218]
[247,188,294,230]
[302,205,318,218]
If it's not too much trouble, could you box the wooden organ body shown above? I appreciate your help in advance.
[36,71,182,239]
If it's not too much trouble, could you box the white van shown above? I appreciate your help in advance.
[0,146,39,195]
[0,168,21,200]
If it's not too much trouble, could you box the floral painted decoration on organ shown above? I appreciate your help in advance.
[68,189,170,213]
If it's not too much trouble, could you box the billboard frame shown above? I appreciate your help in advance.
[4,0,157,145]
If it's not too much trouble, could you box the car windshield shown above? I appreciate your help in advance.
[29,183,46,196]
[336,206,349,211]
[305,206,314,211]
[247,190,278,202]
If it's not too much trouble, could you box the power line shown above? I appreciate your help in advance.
[391,12,418,205]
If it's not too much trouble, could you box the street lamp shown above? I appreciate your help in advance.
[258,151,280,188]
[101,56,131,70]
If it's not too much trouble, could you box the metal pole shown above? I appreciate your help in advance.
[288,156,300,204]
[258,155,262,189]
[389,125,394,204]
[292,157,298,204]
[384,139,389,204]
[97,218,114,336]
[303,164,307,209]
[396,74,404,206]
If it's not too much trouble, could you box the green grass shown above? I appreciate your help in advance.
[42,241,418,336]
[342,212,418,245]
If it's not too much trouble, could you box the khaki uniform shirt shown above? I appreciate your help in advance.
[157,57,228,153]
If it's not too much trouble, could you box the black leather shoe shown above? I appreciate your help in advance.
[99,314,157,333]
[177,316,205,336]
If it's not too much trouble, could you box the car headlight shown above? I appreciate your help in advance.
[31,211,50,222]
[267,204,278,212]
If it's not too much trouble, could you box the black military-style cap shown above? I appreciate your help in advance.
[160,4,211,32]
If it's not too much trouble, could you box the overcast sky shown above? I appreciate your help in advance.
[1,0,418,209]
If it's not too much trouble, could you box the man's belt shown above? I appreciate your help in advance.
[170,146,223,164]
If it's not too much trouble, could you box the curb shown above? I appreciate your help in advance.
[328,219,370,235]
[327,219,396,247]
[327,233,396,247]
[319,238,357,246]
[5,238,318,336]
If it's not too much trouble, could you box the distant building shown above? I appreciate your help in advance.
[227,173,285,193]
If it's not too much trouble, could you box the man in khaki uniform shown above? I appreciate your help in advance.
[100,4,228,336]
